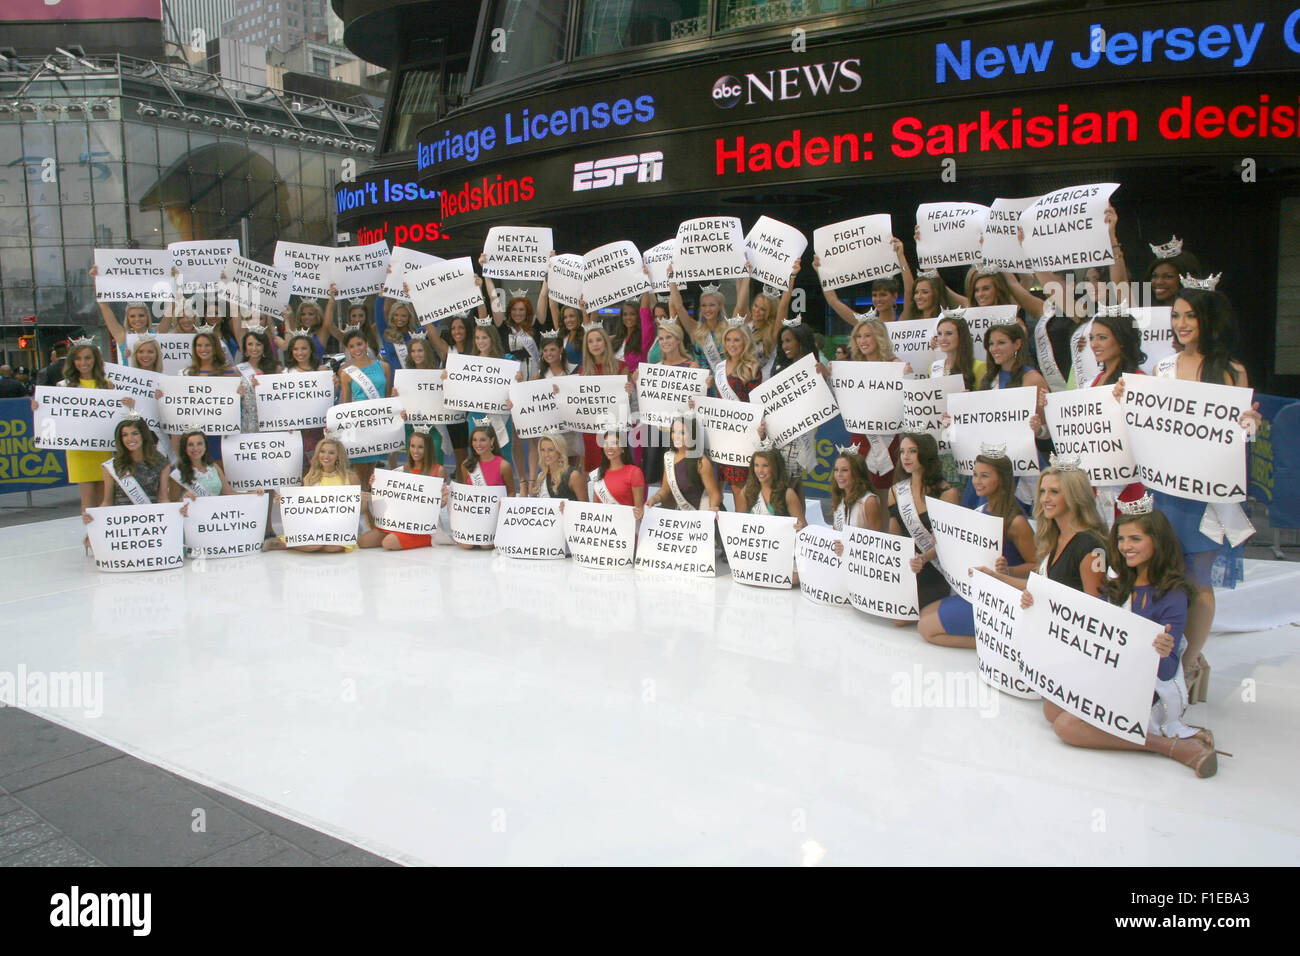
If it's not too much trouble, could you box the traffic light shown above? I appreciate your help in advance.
[17,336,31,349]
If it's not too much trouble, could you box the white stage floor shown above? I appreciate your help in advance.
[2,516,1298,866]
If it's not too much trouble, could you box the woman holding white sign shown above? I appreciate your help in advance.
[737,448,805,528]
[92,416,172,517]
[828,448,880,539]
[238,330,281,434]
[47,341,117,517]
[288,297,340,363]
[359,428,449,551]
[887,434,959,617]
[327,288,380,358]
[636,317,701,484]
[479,259,547,379]
[532,432,586,501]
[263,437,360,554]
[282,331,335,461]
[814,241,910,326]
[764,320,826,497]
[338,328,393,488]
[577,324,629,471]
[646,416,721,513]
[545,299,586,369]
[456,425,515,549]
[845,314,909,504]
[902,269,967,321]
[376,298,420,371]
[170,330,245,462]
[707,323,762,505]
[88,264,173,365]
[667,272,738,357]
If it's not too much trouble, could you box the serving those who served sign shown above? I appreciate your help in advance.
[382,247,444,302]
[556,375,630,433]
[1014,572,1161,742]
[813,214,897,289]
[795,525,850,607]
[508,378,566,439]
[915,202,989,269]
[221,432,303,490]
[843,527,919,621]
[494,498,567,559]
[126,333,194,376]
[743,215,807,291]
[326,398,406,460]
[635,509,715,577]
[691,396,761,468]
[927,495,1002,603]
[32,386,125,451]
[255,370,336,430]
[751,353,838,447]
[86,503,185,572]
[972,570,1038,699]
[1017,183,1119,272]
[564,501,636,569]
[830,361,905,433]
[183,495,267,559]
[449,482,505,546]
[92,249,174,302]
[1120,374,1252,503]
[636,363,710,428]
[443,353,520,414]
[1044,387,1137,486]
[482,226,553,281]
[716,511,796,588]
[671,217,747,282]
[582,241,649,312]
[157,375,242,435]
[278,485,362,548]
[331,240,391,300]
[407,257,482,325]
[393,369,467,427]
[370,468,444,535]
[947,386,1039,476]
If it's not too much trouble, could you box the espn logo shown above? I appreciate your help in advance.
[572,151,664,191]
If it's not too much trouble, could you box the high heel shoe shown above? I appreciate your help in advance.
[1168,736,1220,778]
[82,535,91,557]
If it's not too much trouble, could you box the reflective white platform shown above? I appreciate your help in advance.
[2,516,1298,865]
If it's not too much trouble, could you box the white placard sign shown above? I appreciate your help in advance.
[221,255,291,315]
[1018,183,1120,272]
[326,398,406,459]
[92,249,174,302]
[448,482,505,546]
[169,240,238,289]
[979,197,1038,273]
[795,525,850,607]
[183,495,267,559]
[157,375,242,435]
[393,369,467,426]
[635,509,715,577]
[86,503,185,572]
[254,370,336,430]
[636,363,710,428]
[642,239,677,293]
[407,257,482,325]
[508,378,566,439]
[671,217,747,282]
[692,396,762,468]
[370,468,444,535]
[830,361,905,433]
[1120,374,1252,503]
[382,247,444,302]
[751,353,838,446]
[947,386,1039,476]
[564,501,636,569]
[1129,307,1175,373]
[813,214,896,289]
[273,241,334,298]
[443,353,520,414]
[31,387,125,451]
[556,375,631,433]
[545,253,585,309]
[582,241,649,312]
[884,318,937,380]
[972,570,1038,699]
[220,432,303,490]
[331,241,390,300]
[1044,387,1137,487]
[844,527,919,621]
[278,485,361,548]
[1014,571,1160,742]
[926,496,1003,603]
[903,374,965,442]
[962,305,1021,361]
[494,498,567,559]
[482,226,553,281]
[716,511,796,589]
[744,215,807,291]
[103,364,165,440]
[916,202,989,269]
[127,332,194,376]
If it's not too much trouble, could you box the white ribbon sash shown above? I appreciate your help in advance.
[696,330,723,369]
[663,450,696,511]
[930,358,947,378]
[468,462,488,487]
[894,479,936,555]
[751,492,771,515]
[170,467,213,497]
[864,434,894,477]
[104,459,151,505]
[535,472,552,498]
[589,467,616,505]
[1034,313,1068,392]
[391,340,409,369]
[345,363,382,401]
[510,328,540,373]
[236,361,256,383]
[714,361,741,403]
[1154,354,1178,378]
[832,502,845,532]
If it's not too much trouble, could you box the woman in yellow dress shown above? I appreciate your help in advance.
[49,340,116,514]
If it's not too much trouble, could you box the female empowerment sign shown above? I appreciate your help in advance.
[751,354,838,447]
[86,503,185,572]
[370,469,444,536]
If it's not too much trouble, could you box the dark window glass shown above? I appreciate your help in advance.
[0,125,27,210]
[20,124,59,206]
[35,285,70,324]
[33,247,64,286]
[62,204,94,242]
[0,247,34,288]
[479,0,568,87]
[387,69,442,152]
[62,245,93,287]
[29,204,62,244]
[95,204,127,246]
[579,0,706,53]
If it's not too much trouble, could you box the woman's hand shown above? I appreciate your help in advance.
[1154,624,1174,658]
[154,388,164,400]
[1028,413,1044,434]
[552,384,560,395]
[757,421,766,439]
[30,397,38,411]
[515,371,524,382]
[833,540,844,556]
[1020,590,1035,609]
[82,511,93,525]
[633,504,644,521]
[812,254,822,271]
[994,555,1009,574]
[909,555,924,574]
[1240,402,1263,437]
[1112,378,1126,402]
[441,369,449,381]
[328,282,338,299]
[505,398,513,411]
[625,380,634,394]
[89,265,99,277]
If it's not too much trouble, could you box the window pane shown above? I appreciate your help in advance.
[480,0,568,86]
[36,285,70,324]
[718,0,810,31]
[387,69,443,152]
[21,123,59,206]
[63,245,93,287]
[580,0,706,53]
[56,121,94,205]
[29,204,62,244]
[95,204,127,246]
[5,286,36,321]
[130,204,163,246]
[157,126,190,167]
[0,124,27,209]
[300,151,326,189]
[0,247,33,288]
[33,246,64,286]
[62,204,94,241]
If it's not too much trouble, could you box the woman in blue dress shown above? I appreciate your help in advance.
[337,328,393,489]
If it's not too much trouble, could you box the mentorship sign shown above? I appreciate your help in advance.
[564,501,636,569]
[494,497,567,559]
[844,527,919,621]
[830,361,905,433]
[972,570,1037,699]
[86,503,185,572]
[220,432,303,490]
[716,511,796,588]
[32,386,124,450]
[751,353,838,447]
[1121,374,1252,503]
[635,509,715,577]
[279,486,362,548]
[1044,386,1137,486]
[183,495,267,559]
[813,214,896,289]
[947,386,1039,475]
[1014,572,1161,742]
[692,396,762,468]
[255,370,336,431]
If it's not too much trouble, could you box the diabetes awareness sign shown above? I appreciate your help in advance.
[1120,374,1252,503]
[751,354,838,447]
[86,503,185,572]
[1014,572,1160,742]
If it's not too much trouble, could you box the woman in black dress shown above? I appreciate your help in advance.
[886,433,960,625]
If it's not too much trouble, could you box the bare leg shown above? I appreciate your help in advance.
[1051,713,1217,775]
[357,528,386,549]
[917,602,976,648]
[1183,585,1214,670]
[381,534,404,550]
[730,482,745,509]
[1042,700,1065,724]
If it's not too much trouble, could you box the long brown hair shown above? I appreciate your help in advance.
[176,429,214,486]
[973,453,1018,533]
[936,315,978,391]
[405,429,438,474]
[111,418,165,478]
[893,432,946,497]
[463,425,501,477]
[742,448,791,515]
[63,344,111,389]
[186,331,231,375]
[829,451,871,515]
[1102,509,1198,606]
[979,323,1030,390]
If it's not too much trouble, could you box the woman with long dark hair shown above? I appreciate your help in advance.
[337,327,393,489]
[645,416,721,513]
[359,428,449,551]
[93,415,171,511]
[736,447,805,528]
[590,430,645,518]
[887,433,959,623]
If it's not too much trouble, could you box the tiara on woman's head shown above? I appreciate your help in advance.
[581,321,602,333]
[1116,491,1155,516]
[1180,272,1221,291]
[298,297,322,310]
[340,323,362,336]
[938,307,966,321]
[699,282,722,298]
[835,442,860,456]
[724,316,745,328]
[917,269,940,280]
[975,263,1001,276]
[474,316,494,328]
[782,315,802,328]
[540,329,559,342]
[193,322,216,335]
[407,329,428,341]
[347,297,366,309]
[1149,236,1182,259]
[1048,452,1083,472]
[854,308,879,324]
[979,441,1007,459]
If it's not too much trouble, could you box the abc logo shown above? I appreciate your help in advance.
[711,76,742,109]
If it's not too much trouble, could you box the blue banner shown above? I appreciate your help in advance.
[0,397,69,494]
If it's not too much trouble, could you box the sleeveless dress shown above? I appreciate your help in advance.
[538,465,580,500]
[345,360,389,464]
[110,456,167,506]
[716,365,760,486]
[664,452,707,509]
[936,504,1027,635]
[188,465,224,497]
[1043,530,1106,593]
[931,358,986,490]
[64,379,113,483]
[377,465,442,550]
[579,359,628,471]
[889,495,950,606]
[468,455,507,487]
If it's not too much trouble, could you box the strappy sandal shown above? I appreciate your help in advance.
[1168,736,1226,778]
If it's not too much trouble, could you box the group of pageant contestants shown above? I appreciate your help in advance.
[64,211,1257,778]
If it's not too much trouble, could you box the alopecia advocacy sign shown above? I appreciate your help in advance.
[86,503,185,572]
[494,498,567,559]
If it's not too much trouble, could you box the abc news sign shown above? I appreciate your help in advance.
[710,60,863,109]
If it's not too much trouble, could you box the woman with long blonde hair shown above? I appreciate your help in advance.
[264,437,361,554]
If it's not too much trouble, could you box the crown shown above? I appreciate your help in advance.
[474,316,494,328]
[1095,304,1132,320]
[193,323,216,335]
[1149,236,1183,259]
[508,288,529,301]
[917,269,940,280]
[724,316,745,328]
[757,436,777,451]
[407,329,428,341]
[1180,272,1221,291]
[938,307,966,321]
[699,282,722,298]
[340,323,362,335]
[540,329,559,341]
[118,409,144,424]
[1116,491,1155,516]
[240,321,266,333]
[69,335,98,349]
[132,331,159,344]
[979,441,1007,459]
[761,284,783,299]
[975,263,1001,276]
[347,297,366,309]
[782,315,802,328]
[655,293,670,303]
[581,320,602,332]
[835,442,860,456]
[854,308,879,325]
[298,297,322,310]
[656,317,683,336]
[1048,452,1084,472]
